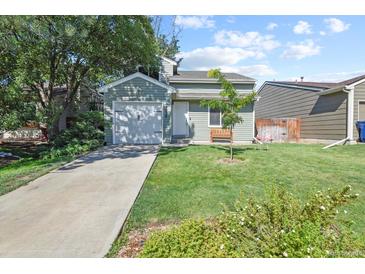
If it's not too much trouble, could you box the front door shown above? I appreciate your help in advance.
[173,101,189,136]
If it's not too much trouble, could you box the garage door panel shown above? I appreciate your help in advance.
[114,102,162,144]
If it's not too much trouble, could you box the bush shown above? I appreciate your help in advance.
[139,186,364,258]
[42,111,105,159]
[52,111,104,148]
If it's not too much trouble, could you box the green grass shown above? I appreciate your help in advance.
[108,144,365,256]
[0,144,74,196]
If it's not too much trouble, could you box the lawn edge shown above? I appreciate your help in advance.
[105,145,161,258]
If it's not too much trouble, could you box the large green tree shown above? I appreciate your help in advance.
[0,16,159,137]
[201,69,256,160]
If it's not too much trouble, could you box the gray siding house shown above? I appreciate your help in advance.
[102,57,256,145]
[256,76,365,143]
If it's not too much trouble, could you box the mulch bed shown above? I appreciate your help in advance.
[118,222,175,258]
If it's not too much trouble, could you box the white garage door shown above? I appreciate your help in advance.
[114,102,163,144]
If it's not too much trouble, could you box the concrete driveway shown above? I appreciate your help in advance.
[0,145,159,257]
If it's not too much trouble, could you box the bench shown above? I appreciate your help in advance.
[210,128,232,143]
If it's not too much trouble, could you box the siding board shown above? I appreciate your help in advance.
[188,101,253,141]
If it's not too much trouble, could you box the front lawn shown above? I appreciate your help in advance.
[0,144,74,196]
[110,144,365,256]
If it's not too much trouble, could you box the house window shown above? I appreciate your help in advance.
[208,107,222,127]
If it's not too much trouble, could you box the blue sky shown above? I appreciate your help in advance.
[163,16,365,86]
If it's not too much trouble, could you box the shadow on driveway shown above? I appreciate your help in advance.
[57,145,160,171]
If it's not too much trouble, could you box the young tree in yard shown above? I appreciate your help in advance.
[0,16,159,137]
[201,69,256,160]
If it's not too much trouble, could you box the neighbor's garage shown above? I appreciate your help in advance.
[113,101,163,144]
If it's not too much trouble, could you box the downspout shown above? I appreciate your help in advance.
[322,86,354,149]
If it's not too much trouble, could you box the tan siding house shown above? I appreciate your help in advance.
[256,76,365,143]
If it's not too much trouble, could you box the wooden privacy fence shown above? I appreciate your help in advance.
[256,118,301,143]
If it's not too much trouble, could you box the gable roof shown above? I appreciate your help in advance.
[168,70,256,83]
[99,72,175,93]
[161,56,177,66]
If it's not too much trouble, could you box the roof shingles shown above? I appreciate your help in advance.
[168,70,256,82]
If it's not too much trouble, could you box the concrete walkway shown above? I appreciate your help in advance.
[0,145,158,257]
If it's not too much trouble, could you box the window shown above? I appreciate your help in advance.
[208,107,222,127]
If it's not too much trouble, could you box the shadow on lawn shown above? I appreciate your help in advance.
[158,146,189,156]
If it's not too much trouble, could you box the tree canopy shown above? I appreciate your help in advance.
[0,16,160,134]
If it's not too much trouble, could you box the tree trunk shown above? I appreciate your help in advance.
[48,118,60,141]
[230,126,233,160]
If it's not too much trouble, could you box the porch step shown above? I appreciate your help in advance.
[171,136,191,144]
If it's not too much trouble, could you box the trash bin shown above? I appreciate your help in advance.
[356,121,365,142]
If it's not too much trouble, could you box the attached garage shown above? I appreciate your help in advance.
[102,72,174,145]
[113,102,163,144]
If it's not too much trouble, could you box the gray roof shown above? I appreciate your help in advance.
[273,81,338,90]
[266,74,365,91]
[168,70,256,83]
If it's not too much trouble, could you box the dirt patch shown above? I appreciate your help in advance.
[118,222,175,258]
[217,158,245,164]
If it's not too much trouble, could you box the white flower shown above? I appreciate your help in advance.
[239,221,244,226]
[355,193,360,197]
[280,229,285,234]
[344,210,348,214]
[320,206,326,211]
[220,244,224,250]
[283,252,288,257]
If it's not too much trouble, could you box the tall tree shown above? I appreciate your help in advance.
[0,16,159,136]
[201,69,256,160]
[151,16,181,59]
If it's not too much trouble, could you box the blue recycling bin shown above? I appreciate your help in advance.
[356,121,365,142]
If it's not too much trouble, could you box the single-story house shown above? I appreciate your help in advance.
[102,57,257,145]
[256,75,365,143]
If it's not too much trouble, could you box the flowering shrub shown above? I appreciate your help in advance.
[139,186,364,258]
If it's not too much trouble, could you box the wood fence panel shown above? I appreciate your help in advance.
[256,118,301,143]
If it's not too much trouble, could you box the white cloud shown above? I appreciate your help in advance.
[293,20,312,34]
[324,18,350,33]
[281,39,321,60]
[176,46,276,77]
[176,46,263,69]
[266,22,278,31]
[175,16,215,29]
[214,30,281,52]
[319,31,326,36]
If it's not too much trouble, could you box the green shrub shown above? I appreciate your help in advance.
[139,220,230,258]
[43,111,105,159]
[52,111,104,148]
[139,186,364,258]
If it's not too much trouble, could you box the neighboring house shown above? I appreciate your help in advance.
[256,75,365,143]
[102,57,257,145]
[0,86,103,142]
[53,86,103,131]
